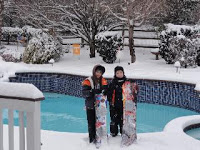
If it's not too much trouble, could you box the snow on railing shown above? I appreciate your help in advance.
[0,82,45,150]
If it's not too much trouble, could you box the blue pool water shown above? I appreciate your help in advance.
[186,128,200,140]
[3,93,199,133]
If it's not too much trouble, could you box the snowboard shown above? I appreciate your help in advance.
[121,81,138,146]
[95,93,107,148]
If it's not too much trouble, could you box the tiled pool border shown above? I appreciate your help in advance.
[184,123,200,132]
[9,72,200,113]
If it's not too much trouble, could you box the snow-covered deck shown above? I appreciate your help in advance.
[2,115,200,150]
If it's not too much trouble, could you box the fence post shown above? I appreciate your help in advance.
[0,82,45,150]
[19,111,25,150]
[26,102,41,150]
[8,110,14,150]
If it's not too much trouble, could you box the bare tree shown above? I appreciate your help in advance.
[194,2,200,24]
[12,0,122,58]
[107,0,163,63]
[3,0,19,27]
[0,0,4,45]
[62,0,121,58]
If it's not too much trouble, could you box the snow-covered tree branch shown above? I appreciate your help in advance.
[12,0,123,58]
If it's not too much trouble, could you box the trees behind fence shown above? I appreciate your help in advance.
[0,0,4,45]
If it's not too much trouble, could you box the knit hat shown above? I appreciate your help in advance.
[114,66,124,75]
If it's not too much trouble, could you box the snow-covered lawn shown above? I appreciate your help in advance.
[1,44,200,149]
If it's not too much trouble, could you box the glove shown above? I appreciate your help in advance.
[92,89,102,94]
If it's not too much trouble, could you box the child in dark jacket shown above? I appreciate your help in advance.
[108,66,138,137]
[82,65,108,143]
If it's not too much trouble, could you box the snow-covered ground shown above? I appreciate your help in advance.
[1,44,200,149]
[1,45,200,87]
[2,115,200,150]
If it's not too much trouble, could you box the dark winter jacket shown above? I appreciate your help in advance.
[82,65,108,109]
[107,76,139,109]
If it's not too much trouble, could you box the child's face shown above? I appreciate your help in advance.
[116,70,124,78]
[95,70,102,79]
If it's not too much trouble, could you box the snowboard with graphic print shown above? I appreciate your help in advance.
[121,81,138,146]
[95,93,108,148]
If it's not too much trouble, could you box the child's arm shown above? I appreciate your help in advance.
[101,78,108,95]
[82,79,93,98]
[107,80,114,103]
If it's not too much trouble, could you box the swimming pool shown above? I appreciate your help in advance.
[185,128,200,141]
[3,92,199,133]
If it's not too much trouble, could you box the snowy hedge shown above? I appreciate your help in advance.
[2,27,23,35]
[0,45,6,55]
[1,49,23,63]
[22,26,47,41]
[23,32,63,64]
[1,27,23,43]
[96,31,122,64]
[159,24,200,67]
[1,26,48,44]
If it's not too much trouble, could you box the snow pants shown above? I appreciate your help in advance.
[86,108,96,143]
[109,105,123,136]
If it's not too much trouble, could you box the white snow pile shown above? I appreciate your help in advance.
[174,61,181,68]
[151,48,159,53]
[195,83,200,91]
[0,82,44,99]
[116,50,123,61]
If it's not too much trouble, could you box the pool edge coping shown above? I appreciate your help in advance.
[164,115,200,142]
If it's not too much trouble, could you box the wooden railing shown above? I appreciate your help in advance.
[0,82,45,150]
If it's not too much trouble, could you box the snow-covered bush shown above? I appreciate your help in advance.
[0,45,6,55]
[1,26,48,44]
[159,24,199,67]
[195,38,200,66]
[23,32,63,64]
[96,31,122,64]
[22,26,45,41]
[1,49,23,62]
[2,27,23,36]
